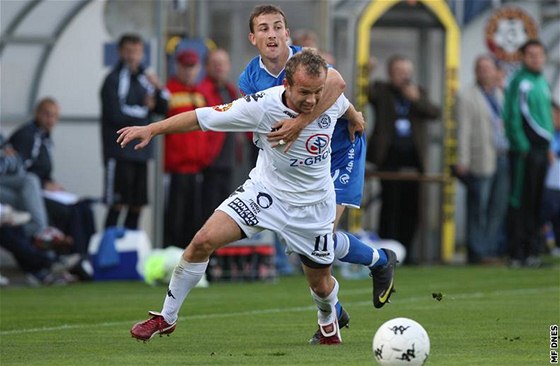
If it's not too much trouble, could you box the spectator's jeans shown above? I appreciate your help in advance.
[466,155,509,262]
[0,171,48,237]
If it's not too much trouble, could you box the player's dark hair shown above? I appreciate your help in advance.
[519,39,545,55]
[284,50,327,86]
[118,33,143,49]
[249,4,288,33]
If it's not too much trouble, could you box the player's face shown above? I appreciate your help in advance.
[522,45,546,73]
[35,103,59,133]
[284,67,326,114]
[119,42,144,72]
[249,13,290,61]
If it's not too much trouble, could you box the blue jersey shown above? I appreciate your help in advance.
[239,46,302,95]
[238,45,365,207]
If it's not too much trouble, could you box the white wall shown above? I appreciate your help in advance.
[2,0,154,234]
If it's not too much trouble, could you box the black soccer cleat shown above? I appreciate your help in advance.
[308,307,350,345]
[371,249,398,308]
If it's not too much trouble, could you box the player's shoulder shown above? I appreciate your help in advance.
[241,55,262,76]
[240,85,281,105]
[290,45,303,55]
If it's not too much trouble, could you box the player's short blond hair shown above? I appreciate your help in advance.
[284,50,327,86]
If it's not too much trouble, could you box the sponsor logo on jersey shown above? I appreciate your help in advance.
[243,92,265,102]
[288,134,331,167]
[317,114,331,129]
[228,198,259,226]
[339,174,350,184]
[283,110,297,119]
[212,103,233,112]
[306,134,330,155]
[256,192,273,209]
[247,200,261,214]
[289,149,330,167]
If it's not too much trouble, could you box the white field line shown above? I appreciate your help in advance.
[0,286,557,336]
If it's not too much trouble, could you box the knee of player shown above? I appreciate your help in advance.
[189,230,216,256]
[309,282,331,298]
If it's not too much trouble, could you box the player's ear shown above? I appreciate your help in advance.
[285,27,290,40]
[248,33,256,46]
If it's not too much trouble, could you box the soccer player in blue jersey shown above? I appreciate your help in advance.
[239,5,397,343]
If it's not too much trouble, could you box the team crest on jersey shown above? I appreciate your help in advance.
[317,114,331,129]
[306,134,330,155]
[213,103,233,112]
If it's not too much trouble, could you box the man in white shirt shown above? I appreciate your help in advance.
[119,50,358,345]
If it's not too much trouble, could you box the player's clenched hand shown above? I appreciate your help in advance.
[116,126,153,150]
[347,111,365,142]
[267,117,306,152]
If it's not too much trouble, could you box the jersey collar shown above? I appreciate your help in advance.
[258,46,294,78]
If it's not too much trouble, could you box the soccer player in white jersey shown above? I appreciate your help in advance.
[121,51,357,345]
[239,4,397,344]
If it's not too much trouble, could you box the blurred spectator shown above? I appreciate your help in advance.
[100,33,168,230]
[456,55,509,264]
[503,40,554,267]
[163,49,216,247]
[367,55,440,264]
[0,134,71,250]
[8,98,95,272]
[541,92,560,256]
[291,28,335,66]
[197,48,239,220]
[0,225,79,286]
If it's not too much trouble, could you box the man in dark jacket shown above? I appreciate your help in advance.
[100,33,168,230]
[9,98,95,278]
[367,55,440,264]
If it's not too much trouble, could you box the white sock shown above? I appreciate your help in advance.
[161,258,208,324]
[333,231,350,259]
[310,276,339,324]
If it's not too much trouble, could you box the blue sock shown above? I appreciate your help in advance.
[338,232,387,269]
[335,301,342,318]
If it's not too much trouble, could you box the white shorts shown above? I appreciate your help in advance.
[217,179,336,266]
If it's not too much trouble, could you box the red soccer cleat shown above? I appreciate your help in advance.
[318,318,342,345]
[130,311,176,342]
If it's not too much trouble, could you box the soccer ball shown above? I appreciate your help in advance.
[372,317,430,365]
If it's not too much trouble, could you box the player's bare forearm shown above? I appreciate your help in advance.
[343,103,365,142]
[268,68,346,151]
[117,110,200,150]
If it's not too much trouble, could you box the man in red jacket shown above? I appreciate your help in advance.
[197,49,240,221]
[164,50,221,247]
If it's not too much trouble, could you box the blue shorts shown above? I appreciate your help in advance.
[330,119,366,208]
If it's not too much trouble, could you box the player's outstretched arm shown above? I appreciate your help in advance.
[268,68,346,152]
[117,110,201,150]
[343,103,365,142]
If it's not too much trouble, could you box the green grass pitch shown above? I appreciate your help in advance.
[1,265,558,365]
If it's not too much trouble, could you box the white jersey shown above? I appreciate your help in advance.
[196,86,350,206]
